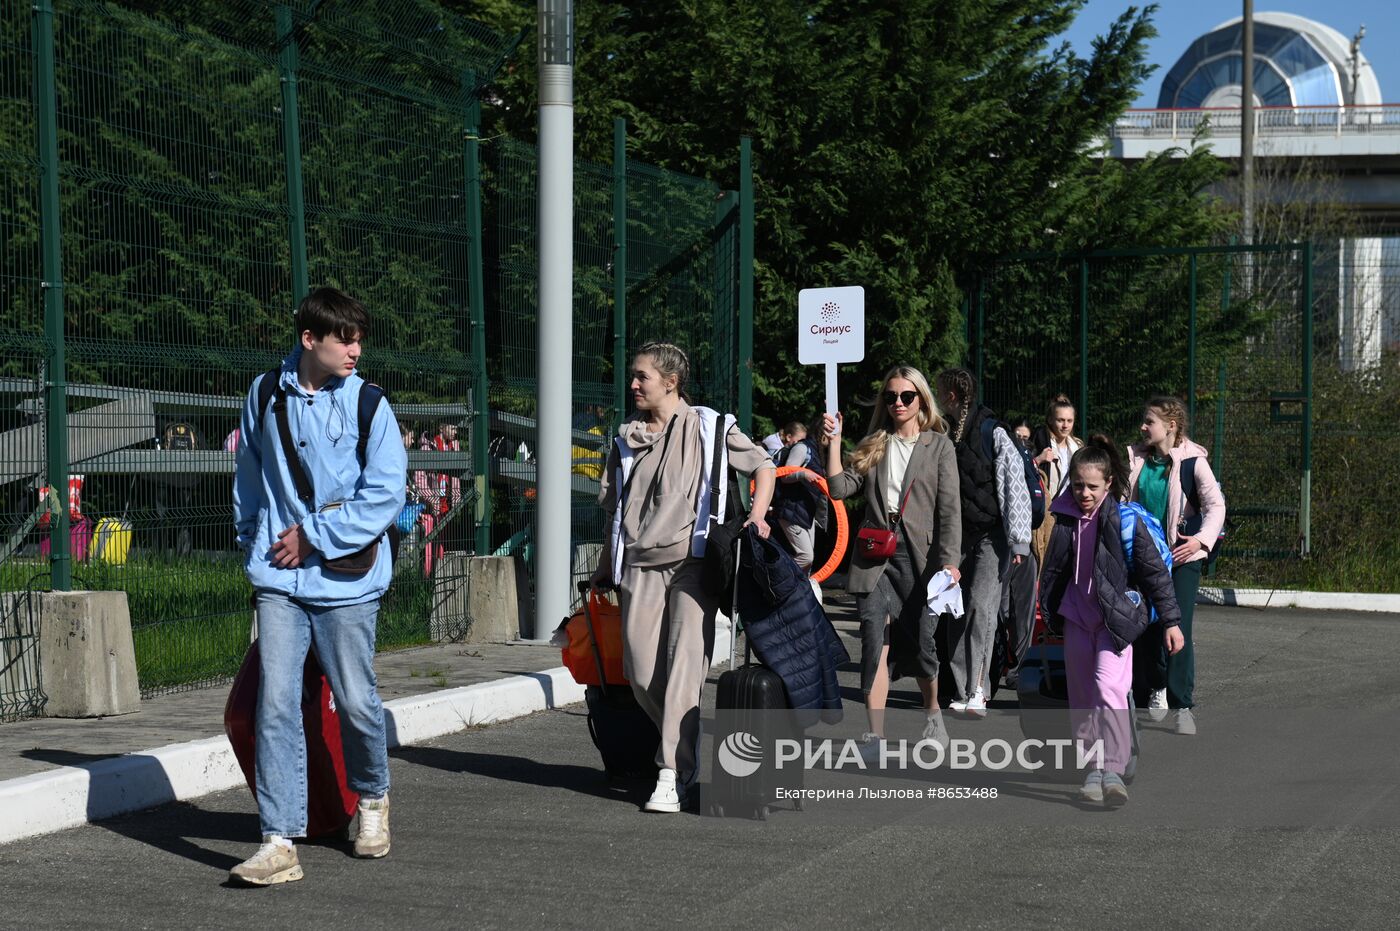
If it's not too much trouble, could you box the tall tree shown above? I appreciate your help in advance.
[454,1,1228,427]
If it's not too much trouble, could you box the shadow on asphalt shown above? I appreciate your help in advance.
[22,748,362,874]
[390,732,650,805]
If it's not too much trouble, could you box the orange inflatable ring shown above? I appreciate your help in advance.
[752,465,849,583]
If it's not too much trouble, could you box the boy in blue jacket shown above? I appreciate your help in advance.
[230,287,407,885]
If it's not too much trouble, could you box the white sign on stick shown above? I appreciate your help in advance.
[798,286,865,365]
[798,286,865,421]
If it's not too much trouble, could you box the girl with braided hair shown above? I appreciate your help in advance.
[822,366,961,757]
[1126,394,1226,735]
[935,368,1033,715]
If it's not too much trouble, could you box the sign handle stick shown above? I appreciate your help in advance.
[825,362,838,421]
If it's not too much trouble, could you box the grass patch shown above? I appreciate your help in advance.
[3,551,458,693]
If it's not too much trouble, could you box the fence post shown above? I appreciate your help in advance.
[714,190,739,413]
[1188,252,1198,428]
[1078,256,1089,433]
[33,0,69,591]
[612,118,627,421]
[1300,241,1313,557]
[464,70,491,556]
[276,5,309,303]
[1213,361,1226,477]
[974,277,985,393]
[738,136,754,433]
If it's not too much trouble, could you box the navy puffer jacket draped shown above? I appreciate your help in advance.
[734,526,849,723]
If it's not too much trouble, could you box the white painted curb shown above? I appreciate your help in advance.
[1198,587,1400,613]
[0,666,585,847]
[0,624,735,847]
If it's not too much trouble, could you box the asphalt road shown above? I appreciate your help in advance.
[4,605,1398,930]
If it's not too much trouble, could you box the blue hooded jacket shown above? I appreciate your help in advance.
[233,347,407,606]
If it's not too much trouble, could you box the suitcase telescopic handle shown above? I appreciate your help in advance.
[729,534,746,670]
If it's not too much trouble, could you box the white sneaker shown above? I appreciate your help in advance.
[920,714,949,749]
[1147,689,1169,722]
[1079,769,1105,803]
[1175,708,1197,735]
[955,687,987,718]
[857,732,886,766]
[229,838,303,886]
[644,767,683,813]
[354,795,391,858]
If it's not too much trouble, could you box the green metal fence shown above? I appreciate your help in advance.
[971,242,1400,594]
[0,0,750,717]
[487,121,749,597]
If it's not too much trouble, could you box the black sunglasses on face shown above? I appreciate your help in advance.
[883,390,918,407]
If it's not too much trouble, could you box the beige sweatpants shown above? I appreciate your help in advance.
[619,558,716,781]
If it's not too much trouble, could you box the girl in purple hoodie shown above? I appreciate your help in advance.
[1039,437,1184,807]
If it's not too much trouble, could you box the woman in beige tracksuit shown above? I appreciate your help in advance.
[592,342,774,813]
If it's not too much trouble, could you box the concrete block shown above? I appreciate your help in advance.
[37,590,140,718]
[429,555,522,644]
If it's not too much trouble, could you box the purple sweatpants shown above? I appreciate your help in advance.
[1065,620,1133,775]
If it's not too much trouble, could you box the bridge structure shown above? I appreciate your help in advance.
[1096,11,1399,368]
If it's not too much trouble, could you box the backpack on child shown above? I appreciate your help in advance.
[1177,456,1226,576]
[1118,502,1173,622]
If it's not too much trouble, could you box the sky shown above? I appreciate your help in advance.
[1056,0,1400,107]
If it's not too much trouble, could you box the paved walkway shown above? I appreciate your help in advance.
[0,640,565,782]
[1,603,1397,929]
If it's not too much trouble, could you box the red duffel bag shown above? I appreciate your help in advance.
[224,642,360,838]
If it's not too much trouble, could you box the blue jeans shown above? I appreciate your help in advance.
[254,593,389,837]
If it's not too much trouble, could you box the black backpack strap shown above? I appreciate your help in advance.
[272,385,317,508]
[708,413,728,529]
[356,383,387,465]
[1179,456,1199,510]
[254,367,280,434]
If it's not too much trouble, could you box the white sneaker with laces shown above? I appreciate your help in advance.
[354,795,391,859]
[229,837,303,886]
[1175,708,1197,735]
[1147,688,1169,722]
[645,767,683,813]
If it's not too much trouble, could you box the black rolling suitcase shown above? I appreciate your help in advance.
[576,583,661,782]
[707,539,803,820]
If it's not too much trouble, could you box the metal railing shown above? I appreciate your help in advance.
[1109,105,1400,142]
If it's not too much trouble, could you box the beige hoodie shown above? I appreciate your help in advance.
[598,402,772,570]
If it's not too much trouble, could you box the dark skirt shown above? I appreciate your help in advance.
[854,527,939,693]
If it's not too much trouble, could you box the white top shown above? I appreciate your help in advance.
[1055,438,1073,479]
[882,433,918,515]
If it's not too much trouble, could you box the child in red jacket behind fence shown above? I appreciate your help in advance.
[1038,437,1184,808]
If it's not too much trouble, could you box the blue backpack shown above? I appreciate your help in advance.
[1118,501,1173,622]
